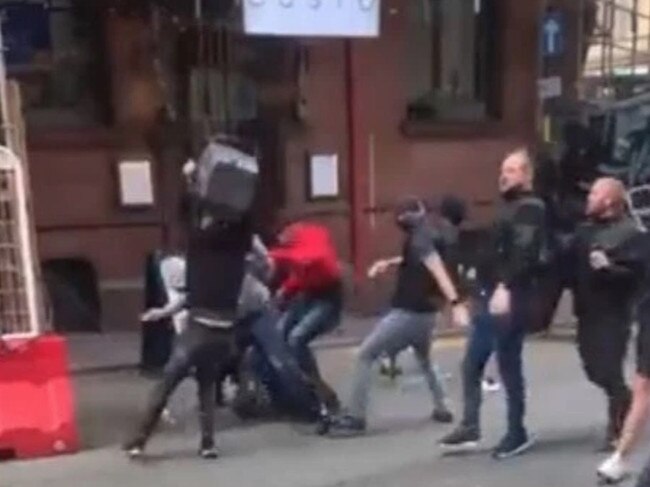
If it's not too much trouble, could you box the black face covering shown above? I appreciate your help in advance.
[501,184,526,202]
[395,204,426,232]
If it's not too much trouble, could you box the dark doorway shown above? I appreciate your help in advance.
[42,258,101,333]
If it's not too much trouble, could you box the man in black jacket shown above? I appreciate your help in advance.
[440,148,546,459]
[572,177,644,454]
[124,147,256,460]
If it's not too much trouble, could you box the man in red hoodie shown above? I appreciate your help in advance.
[268,221,343,411]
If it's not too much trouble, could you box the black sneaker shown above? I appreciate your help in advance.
[315,414,331,436]
[200,446,220,459]
[327,415,367,438]
[123,441,145,460]
[199,440,220,460]
[439,425,480,450]
[432,408,454,424]
[492,431,535,460]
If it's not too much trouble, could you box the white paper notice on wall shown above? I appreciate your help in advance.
[309,154,339,199]
[118,160,154,207]
[243,0,380,38]
[538,76,562,100]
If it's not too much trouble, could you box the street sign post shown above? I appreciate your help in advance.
[542,10,565,58]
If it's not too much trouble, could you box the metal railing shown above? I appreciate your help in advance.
[0,147,40,338]
[627,183,650,229]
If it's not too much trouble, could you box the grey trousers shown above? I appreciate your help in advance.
[347,308,448,419]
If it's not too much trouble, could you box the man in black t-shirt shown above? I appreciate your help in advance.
[327,197,469,437]
[379,195,468,379]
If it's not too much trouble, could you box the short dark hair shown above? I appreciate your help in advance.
[439,195,468,226]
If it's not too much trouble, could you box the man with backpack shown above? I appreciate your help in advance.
[440,149,547,459]
[123,141,258,460]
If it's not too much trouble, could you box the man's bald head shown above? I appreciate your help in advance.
[586,177,627,219]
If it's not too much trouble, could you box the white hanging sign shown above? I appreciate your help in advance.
[243,0,380,38]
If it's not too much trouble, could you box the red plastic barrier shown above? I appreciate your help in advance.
[0,334,79,461]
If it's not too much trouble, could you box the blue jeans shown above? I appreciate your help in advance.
[280,290,342,376]
[347,309,448,420]
[461,289,529,436]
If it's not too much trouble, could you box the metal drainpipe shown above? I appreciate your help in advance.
[344,39,365,282]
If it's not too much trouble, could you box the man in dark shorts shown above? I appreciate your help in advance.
[568,178,644,464]
[598,229,650,483]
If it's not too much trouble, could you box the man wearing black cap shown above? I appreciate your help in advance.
[378,195,469,379]
[326,196,469,437]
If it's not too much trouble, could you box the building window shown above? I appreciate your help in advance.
[1,0,110,128]
[405,0,501,123]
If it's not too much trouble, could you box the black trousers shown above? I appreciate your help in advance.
[533,262,573,334]
[577,309,632,437]
[128,321,236,449]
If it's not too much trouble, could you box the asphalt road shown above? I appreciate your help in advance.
[3,339,649,487]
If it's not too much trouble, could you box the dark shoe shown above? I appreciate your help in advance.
[199,439,219,459]
[315,413,332,436]
[123,440,145,460]
[432,408,454,424]
[492,430,535,460]
[439,425,480,450]
[327,415,367,438]
[320,389,341,416]
[199,446,220,460]
[379,357,402,379]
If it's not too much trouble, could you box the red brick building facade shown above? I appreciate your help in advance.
[12,0,544,332]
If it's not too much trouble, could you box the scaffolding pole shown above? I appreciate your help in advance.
[581,0,650,102]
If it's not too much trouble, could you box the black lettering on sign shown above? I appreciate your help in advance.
[358,0,376,11]
[246,0,376,11]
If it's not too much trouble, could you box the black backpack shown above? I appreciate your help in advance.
[518,195,557,272]
[191,142,259,221]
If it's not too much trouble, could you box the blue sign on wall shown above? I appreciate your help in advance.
[541,9,565,58]
[0,1,51,66]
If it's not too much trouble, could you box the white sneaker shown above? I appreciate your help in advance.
[482,378,501,393]
[597,453,630,484]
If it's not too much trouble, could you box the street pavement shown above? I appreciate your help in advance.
[3,338,649,487]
